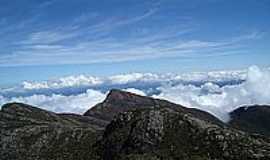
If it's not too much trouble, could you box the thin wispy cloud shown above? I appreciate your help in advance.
[3,28,261,66]
[38,0,56,8]
[0,0,268,67]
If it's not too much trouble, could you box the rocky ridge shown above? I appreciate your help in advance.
[0,89,270,160]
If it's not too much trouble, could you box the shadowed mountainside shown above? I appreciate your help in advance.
[229,105,270,136]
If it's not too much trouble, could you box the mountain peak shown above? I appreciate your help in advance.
[105,89,144,103]
[84,89,224,126]
[84,89,157,121]
[106,89,130,100]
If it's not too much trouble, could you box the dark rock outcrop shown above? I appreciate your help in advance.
[229,105,270,136]
[1,90,270,160]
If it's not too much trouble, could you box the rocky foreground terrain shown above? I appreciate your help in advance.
[1,89,270,160]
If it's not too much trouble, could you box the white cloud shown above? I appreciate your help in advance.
[15,70,244,91]
[153,66,270,121]
[21,30,78,45]
[1,66,270,122]
[108,73,160,85]
[0,89,106,114]
[22,75,102,90]
[0,24,258,66]
[124,88,146,96]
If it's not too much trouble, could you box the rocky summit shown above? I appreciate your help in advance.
[1,89,270,160]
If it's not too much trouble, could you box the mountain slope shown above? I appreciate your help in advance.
[96,107,270,160]
[0,103,107,160]
[229,105,270,136]
[1,90,270,160]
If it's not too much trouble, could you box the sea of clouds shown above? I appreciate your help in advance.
[1,65,270,121]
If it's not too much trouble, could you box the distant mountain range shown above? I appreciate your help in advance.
[1,89,270,160]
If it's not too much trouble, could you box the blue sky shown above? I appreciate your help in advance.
[0,0,270,86]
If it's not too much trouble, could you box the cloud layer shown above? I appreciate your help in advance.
[154,66,270,121]
[0,89,106,114]
[0,0,268,67]
[1,66,270,121]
